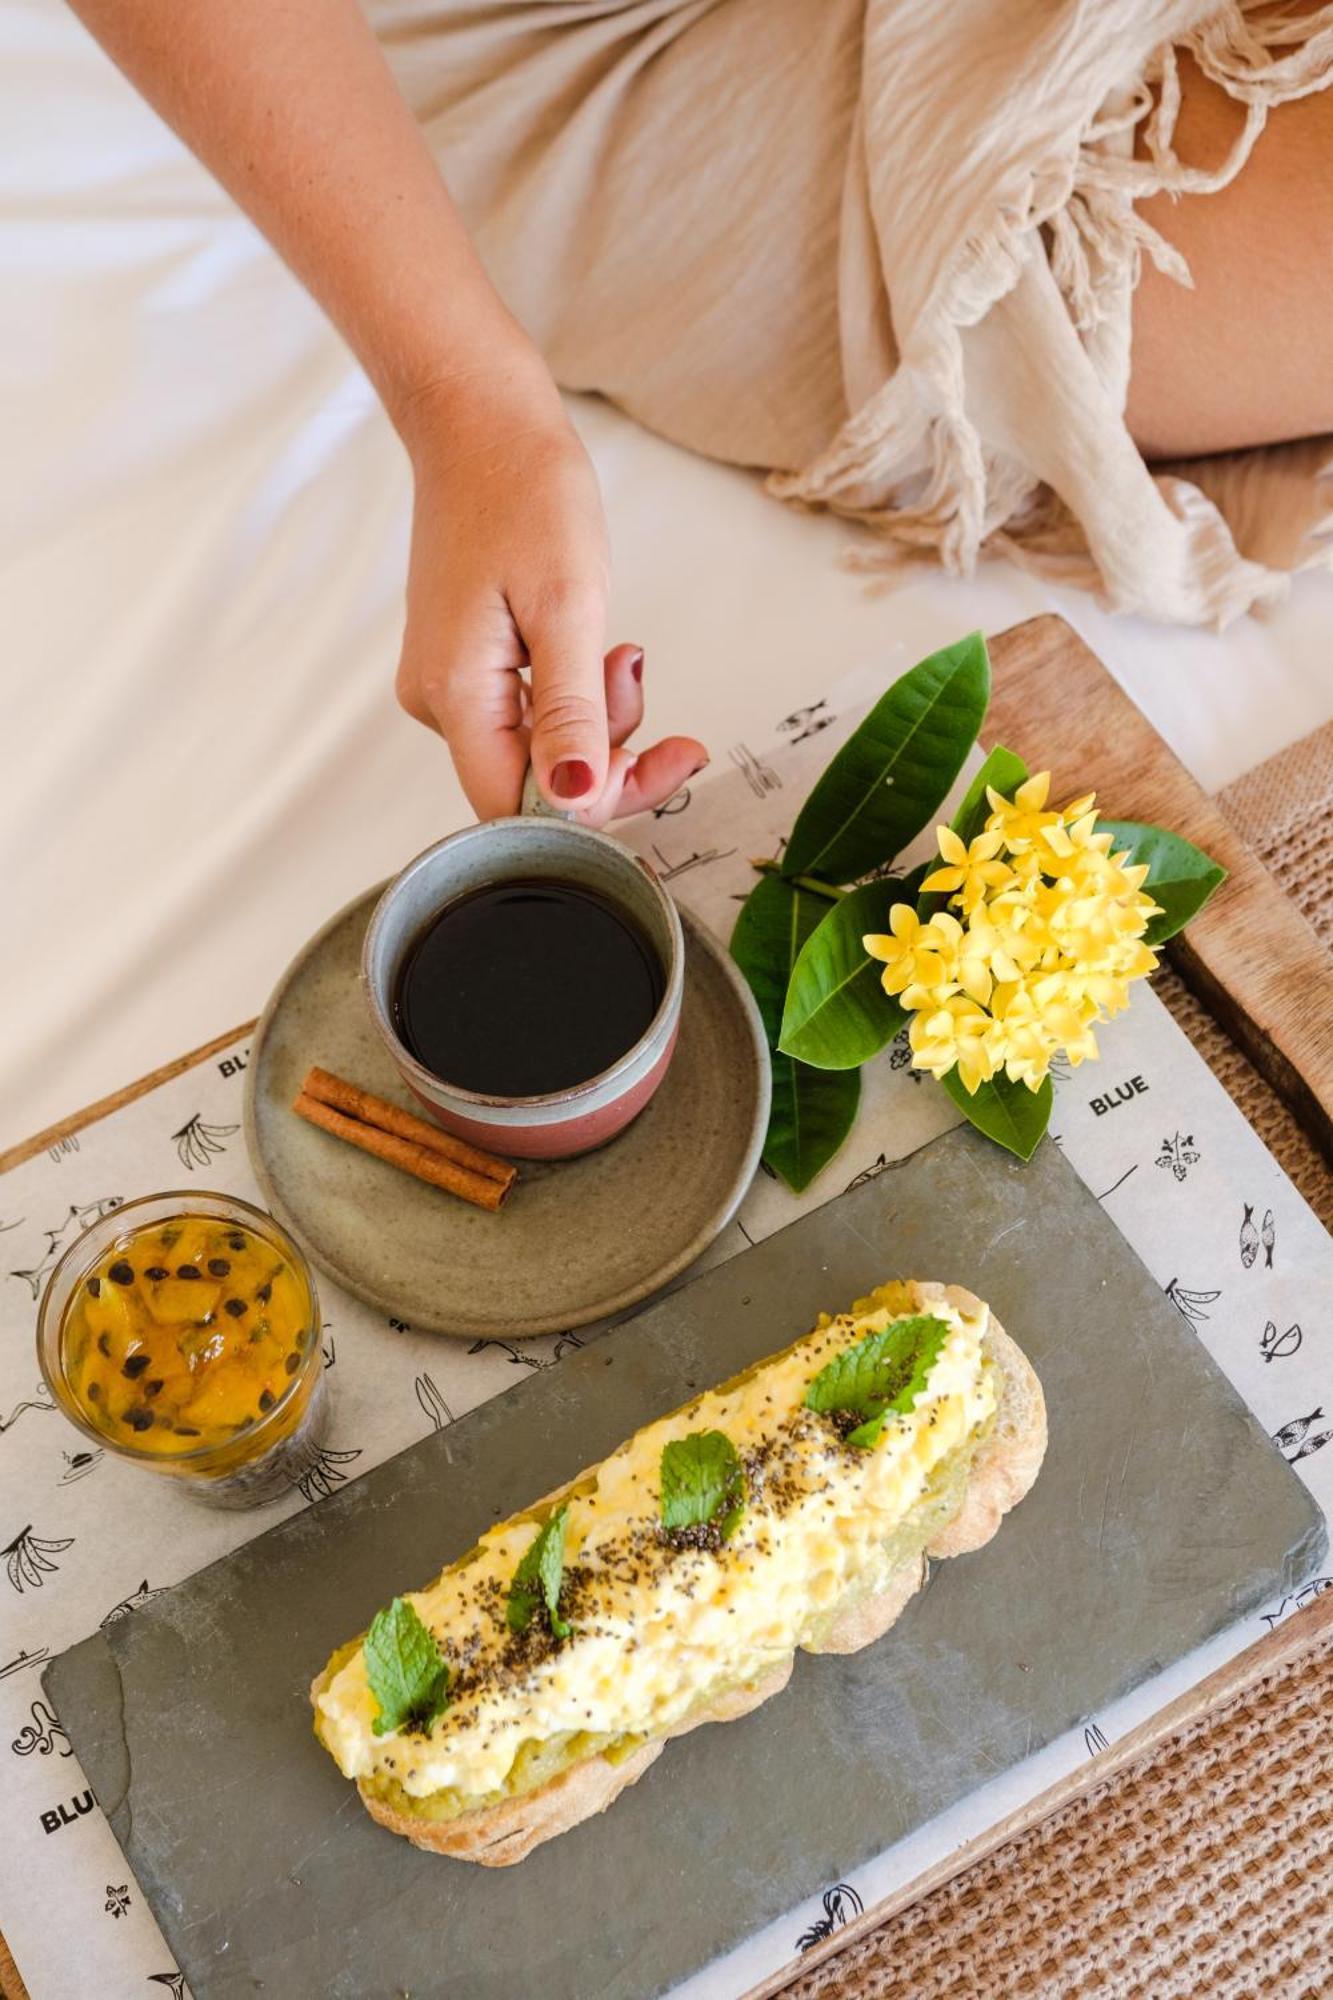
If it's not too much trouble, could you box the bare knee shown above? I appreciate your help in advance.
[1126,49,1333,461]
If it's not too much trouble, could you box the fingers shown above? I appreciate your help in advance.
[518,578,610,809]
[604,643,645,748]
[397,599,530,820]
[577,735,709,828]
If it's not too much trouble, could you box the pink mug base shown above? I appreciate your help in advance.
[404,1028,678,1162]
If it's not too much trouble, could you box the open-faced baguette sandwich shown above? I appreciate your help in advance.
[311,1279,1045,1865]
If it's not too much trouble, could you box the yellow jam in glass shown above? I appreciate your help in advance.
[61,1214,315,1457]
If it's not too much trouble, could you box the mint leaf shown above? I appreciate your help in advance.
[364,1597,450,1737]
[804,1315,951,1448]
[507,1505,572,1641]
[660,1430,746,1546]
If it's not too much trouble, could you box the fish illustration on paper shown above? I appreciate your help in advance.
[148,1977,187,1999]
[1259,1322,1302,1364]
[467,1333,585,1373]
[3,1525,74,1593]
[101,1579,165,1628]
[651,786,692,818]
[777,700,835,746]
[796,1881,864,1952]
[1272,1409,1333,1464]
[10,1197,124,1300]
[1262,1209,1276,1269]
[1239,1204,1260,1269]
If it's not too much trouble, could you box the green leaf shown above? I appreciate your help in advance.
[781,634,991,885]
[731,875,861,1190]
[917,744,1028,920]
[507,1504,572,1641]
[804,1315,951,1449]
[949,745,1029,848]
[1095,819,1227,946]
[364,1597,450,1737]
[660,1430,746,1543]
[941,1067,1051,1161]
[778,880,908,1070]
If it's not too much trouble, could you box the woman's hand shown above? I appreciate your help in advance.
[395,358,708,823]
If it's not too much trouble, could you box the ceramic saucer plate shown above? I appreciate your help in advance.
[243,884,770,1338]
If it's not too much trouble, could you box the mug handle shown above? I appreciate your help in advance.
[520,765,580,821]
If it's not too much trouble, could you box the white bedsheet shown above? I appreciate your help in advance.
[3,0,1332,1151]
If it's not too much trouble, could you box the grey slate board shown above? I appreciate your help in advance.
[46,1127,1325,2000]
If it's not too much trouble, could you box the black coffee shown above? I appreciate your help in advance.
[393,879,665,1096]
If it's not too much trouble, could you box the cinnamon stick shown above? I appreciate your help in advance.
[301,1067,516,1187]
[292,1092,512,1212]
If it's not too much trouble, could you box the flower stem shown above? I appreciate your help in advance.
[750,859,847,903]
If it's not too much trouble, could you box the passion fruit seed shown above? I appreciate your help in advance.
[145,1266,170,1281]
[85,1276,101,1298]
[224,1298,248,1318]
[258,1389,274,1413]
[126,1408,153,1433]
[208,1258,230,1278]
[176,1264,202,1280]
[108,1261,134,1287]
[285,1351,300,1374]
[121,1354,151,1379]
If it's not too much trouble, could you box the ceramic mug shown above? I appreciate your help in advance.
[362,815,685,1160]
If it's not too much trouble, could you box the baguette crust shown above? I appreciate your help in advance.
[335,1281,1045,1864]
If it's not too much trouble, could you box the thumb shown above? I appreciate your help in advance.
[521,582,610,808]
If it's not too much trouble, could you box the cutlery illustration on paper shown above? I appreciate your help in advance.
[3,1524,73,1593]
[1261,1576,1333,1629]
[9,1197,123,1300]
[59,1447,104,1484]
[0,1382,54,1435]
[415,1373,456,1432]
[11,1698,71,1759]
[0,1647,50,1680]
[730,742,782,797]
[796,1881,864,1953]
[171,1113,239,1171]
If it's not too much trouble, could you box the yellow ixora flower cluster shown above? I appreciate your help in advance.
[863,774,1162,1095]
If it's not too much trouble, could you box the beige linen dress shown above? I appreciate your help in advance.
[374,0,1333,626]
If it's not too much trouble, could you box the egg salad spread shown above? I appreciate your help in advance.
[313,1284,997,1821]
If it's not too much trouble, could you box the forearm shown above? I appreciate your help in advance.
[69,0,546,431]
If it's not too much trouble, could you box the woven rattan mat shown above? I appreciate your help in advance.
[774,723,1333,2000]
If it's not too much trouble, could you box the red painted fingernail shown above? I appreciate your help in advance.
[630,649,644,683]
[552,758,595,800]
